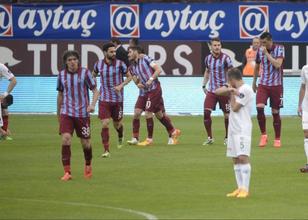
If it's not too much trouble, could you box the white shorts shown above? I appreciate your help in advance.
[226,134,251,158]
[302,111,308,130]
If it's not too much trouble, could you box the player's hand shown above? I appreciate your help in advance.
[298,106,303,118]
[146,79,153,87]
[114,84,123,93]
[261,46,268,55]
[87,105,95,113]
[137,83,145,89]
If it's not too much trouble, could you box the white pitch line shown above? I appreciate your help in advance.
[1,197,158,220]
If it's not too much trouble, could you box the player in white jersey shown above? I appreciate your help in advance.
[215,68,254,198]
[0,63,17,139]
[298,65,308,173]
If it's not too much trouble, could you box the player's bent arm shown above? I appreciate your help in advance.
[122,71,133,86]
[150,63,162,80]
[230,94,242,112]
[215,85,230,96]
[267,55,283,69]
[6,77,17,95]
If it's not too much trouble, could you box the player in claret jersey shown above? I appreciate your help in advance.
[202,37,233,146]
[252,32,285,148]
[57,50,99,181]
[128,46,181,146]
[93,43,131,158]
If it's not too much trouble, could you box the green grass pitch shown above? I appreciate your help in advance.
[0,115,308,219]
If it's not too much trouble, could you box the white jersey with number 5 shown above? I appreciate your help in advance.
[229,84,254,136]
[301,65,308,112]
[0,63,14,80]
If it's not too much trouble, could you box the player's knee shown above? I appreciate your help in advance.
[204,109,211,121]
[256,107,264,115]
[101,119,110,128]
[238,155,249,164]
[81,139,91,149]
[134,109,142,119]
[62,134,71,145]
[272,109,279,114]
[155,111,163,119]
[145,111,153,119]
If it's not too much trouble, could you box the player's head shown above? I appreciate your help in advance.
[252,37,260,50]
[128,46,142,62]
[110,37,121,47]
[260,32,273,49]
[210,37,222,55]
[129,38,139,47]
[1,94,13,108]
[63,50,80,72]
[103,43,116,61]
[228,68,242,87]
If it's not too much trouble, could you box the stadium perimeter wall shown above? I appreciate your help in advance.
[1,76,300,116]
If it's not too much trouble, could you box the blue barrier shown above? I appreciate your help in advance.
[1,77,301,116]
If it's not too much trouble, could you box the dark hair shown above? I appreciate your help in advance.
[1,94,13,108]
[103,42,115,52]
[110,37,121,45]
[128,46,143,53]
[210,37,221,44]
[228,68,242,80]
[129,38,139,46]
[260,32,272,40]
[62,50,79,65]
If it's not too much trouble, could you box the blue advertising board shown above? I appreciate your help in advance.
[0,2,307,42]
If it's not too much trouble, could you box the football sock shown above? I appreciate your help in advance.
[204,110,212,138]
[62,145,71,173]
[116,125,123,139]
[2,115,8,131]
[304,138,308,164]
[132,119,140,139]
[234,164,242,189]
[146,118,154,139]
[272,113,281,139]
[101,128,109,152]
[257,107,266,134]
[83,147,92,166]
[224,118,229,138]
[240,163,251,192]
[159,116,174,135]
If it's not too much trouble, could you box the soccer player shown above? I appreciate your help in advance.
[127,46,181,146]
[215,68,254,198]
[0,63,17,140]
[252,32,285,148]
[93,43,131,158]
[1,94,14,140]
[202,37,233,145]
[57,50,99,181]
[298,64,308,172]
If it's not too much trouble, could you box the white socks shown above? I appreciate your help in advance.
[234,163,251,192]
[233,164,242,189]
[304,138,308,164]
